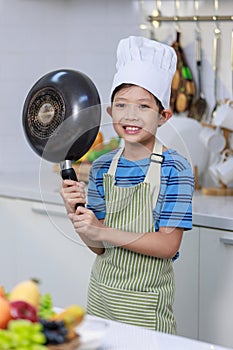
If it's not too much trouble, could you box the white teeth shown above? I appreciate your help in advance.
[125,126,140,131]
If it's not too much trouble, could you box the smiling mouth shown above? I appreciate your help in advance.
[123,125,142,133]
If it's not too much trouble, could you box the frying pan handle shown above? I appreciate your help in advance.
[60,160,85,208]
[61,167,78,181]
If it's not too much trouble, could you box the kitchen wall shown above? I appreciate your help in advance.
[140,1,232,106]
[0,0,232,182]
[0,0,141,175]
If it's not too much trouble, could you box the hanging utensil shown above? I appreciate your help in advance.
[209,0,221,123]
[150,0,161,40]
[231,29,233,98]
[209,22,221,123]
[188,21,208,121]
[171,30,195,114]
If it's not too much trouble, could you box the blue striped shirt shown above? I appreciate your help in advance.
[87,148,194,231]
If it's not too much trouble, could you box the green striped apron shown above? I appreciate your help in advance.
[87,140,177,334]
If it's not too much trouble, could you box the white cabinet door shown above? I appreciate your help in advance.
[0,197,19,288]
[0,197,95,308]
[199,227,233,348]
[173,226,199,340]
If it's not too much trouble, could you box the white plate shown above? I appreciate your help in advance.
[75,316,109,350]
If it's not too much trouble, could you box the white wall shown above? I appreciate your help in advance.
[0,0,232,180]
[0,0,141,174]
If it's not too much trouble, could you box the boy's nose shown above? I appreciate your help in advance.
[124,104,139,119]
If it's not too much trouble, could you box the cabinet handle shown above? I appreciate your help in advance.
[31,204,67,218]
[220,237,233,246]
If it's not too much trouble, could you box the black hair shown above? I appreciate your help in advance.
[111,83,164,113]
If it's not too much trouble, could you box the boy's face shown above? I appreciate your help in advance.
[107,85,171,148]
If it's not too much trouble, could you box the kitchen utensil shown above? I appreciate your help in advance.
[157,116,208,176]
[210,22,221,123]
[231,29,233,97]
[212,30,233,130]
[199,126,226,153]
[213,100,233,131]
[171,31,195,114]
[22,69,101,184]
[150,0,161,40]
[216,149,233,185]
[188,25,208,121]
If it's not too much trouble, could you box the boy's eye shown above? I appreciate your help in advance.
[114,103,125,109]
[139,104,149,110]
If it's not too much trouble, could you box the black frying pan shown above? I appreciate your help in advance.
[22,69,101,183]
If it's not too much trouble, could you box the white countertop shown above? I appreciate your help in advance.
[0,168,232,232]
[78,315,231,350]
[193,191,233,231]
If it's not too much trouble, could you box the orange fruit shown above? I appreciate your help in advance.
[77,131,104,163]
[90,131,104,151]
[0,285,6,298]
[0,296,11,329]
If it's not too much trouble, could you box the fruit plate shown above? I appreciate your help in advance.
[47,335,80,350]
[75,316,109,350]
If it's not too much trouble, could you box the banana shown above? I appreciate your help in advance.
[51,305,85,339]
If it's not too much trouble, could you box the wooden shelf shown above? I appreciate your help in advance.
[202,187,233,196]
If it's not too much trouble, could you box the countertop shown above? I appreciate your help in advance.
[0,168,232,232]
[79,315,231,350]
[193,191,233,231]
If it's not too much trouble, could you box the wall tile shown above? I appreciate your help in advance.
[0,0,232,176]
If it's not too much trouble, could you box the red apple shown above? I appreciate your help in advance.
[10,300,38,323]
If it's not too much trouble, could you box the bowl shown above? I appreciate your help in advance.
[75,316,109,350]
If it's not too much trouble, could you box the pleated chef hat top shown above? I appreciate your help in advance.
[110,36,177,110]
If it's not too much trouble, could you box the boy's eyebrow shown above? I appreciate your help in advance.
[114,97,153,102]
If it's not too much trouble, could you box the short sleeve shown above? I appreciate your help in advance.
[155,152,194,230]
[86,160,107,220]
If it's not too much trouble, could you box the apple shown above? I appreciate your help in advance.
[10,300,38,323]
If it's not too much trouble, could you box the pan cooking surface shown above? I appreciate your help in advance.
[26,87,65,139]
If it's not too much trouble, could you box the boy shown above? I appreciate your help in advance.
[60,36,194,334]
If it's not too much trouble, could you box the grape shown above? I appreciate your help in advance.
[40,319,68,345]
[38,293,55,319]
[0,320,47,350]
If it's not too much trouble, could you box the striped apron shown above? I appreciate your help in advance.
[87,140,177,334]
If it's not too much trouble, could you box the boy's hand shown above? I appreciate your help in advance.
[60,179,86,214]
[69,206,104,242]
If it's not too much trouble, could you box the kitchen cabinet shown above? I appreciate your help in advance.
[173,225,233,348]
[1,193,233,348]
[0,196,95,308]
[0,194,200,339]
[199,227,233,349]
[173,226,200,340]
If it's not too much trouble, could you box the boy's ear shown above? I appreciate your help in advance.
[106,106,112,117]
[158,109,172,126]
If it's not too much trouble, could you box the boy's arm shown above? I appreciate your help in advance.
[78,219,105,256]
[99,226,183,259]
[71,206,183,259]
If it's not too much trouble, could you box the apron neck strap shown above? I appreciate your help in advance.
[107,139,164,208]
[145,140,163,208]
[108,139,164,178]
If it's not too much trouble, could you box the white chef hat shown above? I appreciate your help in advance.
[110,36,177,110]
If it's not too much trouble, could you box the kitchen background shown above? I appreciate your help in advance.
[0,1,233,348]
[0,0,232,187]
